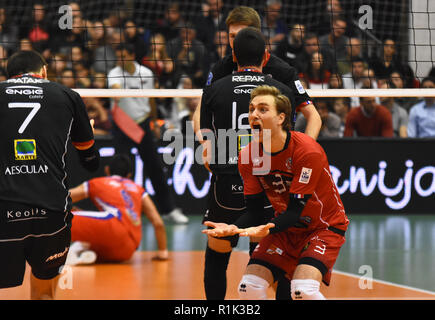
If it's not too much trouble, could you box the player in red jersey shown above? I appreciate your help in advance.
[203,85,349,300]
[67,154,168,264]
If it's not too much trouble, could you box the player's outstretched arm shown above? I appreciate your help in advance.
[238,223,275,237]
[142,194,168,260]
[69,183,88,203]
[300,103,321,140]
[202,221,241,237]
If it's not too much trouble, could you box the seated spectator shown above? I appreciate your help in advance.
[142,33,172,79]
[342,58,378,107]
[407,77,435,138]
[60,68,76,88]
[332,97,351,137]
[343,95,394,137]
[337,37,367,75]
[378,82,408,137]
[20,3,52,59]
[87,20,116,74]
[295,32,335,74]
[91,72,110,110]
[47,52,67,81]
[84,97,112,136]
[328,72,343,89]
[0,6,18,54]
[53,14,88,57]
[0,45,7,70]
[261,0,287,51]
[124,20,150,63]
[208,29,230,67]
[156,2,186,42]
[274,24,305,68]
[319,16,349,62]
[298,51,332,89]
[194,0,227,52]
[388,70,418,111]
[369,38,417,88]
[295,98,341,137]
[166,21,209,87]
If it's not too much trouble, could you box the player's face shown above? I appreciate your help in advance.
[228,24,249,49]
[249,95,284,143]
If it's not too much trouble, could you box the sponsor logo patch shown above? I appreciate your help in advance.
[299,167,312,184]
[14,139,37,160]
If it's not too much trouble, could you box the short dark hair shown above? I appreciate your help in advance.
[421,76,435,87]
[108,154,133,177]
[233,27,265,67]
[115,43,135,56]
[6,50,47,78]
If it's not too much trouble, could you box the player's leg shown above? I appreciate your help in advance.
[204,235,235,300]
[291,228,346,300]
[27,216,72,300]
[291,264,325,300]
[238,263,274,300]
[203,174,244,300]
[30,273,58,300]
[138,118,188,223]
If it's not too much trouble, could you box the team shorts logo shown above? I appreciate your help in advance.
[14,139,37,160]
[299,167,312,184]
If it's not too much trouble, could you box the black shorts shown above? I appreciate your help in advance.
[202,174,274,247]
[0,201,72,288]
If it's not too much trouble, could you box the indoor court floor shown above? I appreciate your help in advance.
[1,214,434,300]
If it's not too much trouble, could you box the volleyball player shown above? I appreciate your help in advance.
[200,27,295,300]
[204,85,349,300]
[0,50,99,299]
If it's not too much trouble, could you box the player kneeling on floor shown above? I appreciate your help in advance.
[67,154,168,265]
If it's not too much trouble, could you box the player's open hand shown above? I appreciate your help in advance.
[238,223,275,237]
[202,221,240,237]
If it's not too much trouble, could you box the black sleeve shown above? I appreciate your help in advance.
[76,143,100,172]
[206,55,235,86]
[69,89,95,147]
[233,193,268,229]
[199,86,213,130]
[268,194,312,234]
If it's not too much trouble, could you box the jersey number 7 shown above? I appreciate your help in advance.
[8,102,41,134]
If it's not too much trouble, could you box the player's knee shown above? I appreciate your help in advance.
[291,279,326,300]
[238,274,269,300]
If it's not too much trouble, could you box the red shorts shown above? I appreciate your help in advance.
[71,212,138,262]
[250,227,346,285]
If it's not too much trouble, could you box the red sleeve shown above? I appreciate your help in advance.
[289,152,323,195]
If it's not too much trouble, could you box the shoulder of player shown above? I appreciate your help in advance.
[291,132,324,157]
[265,54,297,76]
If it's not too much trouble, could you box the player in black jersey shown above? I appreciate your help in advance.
[199,27,295,300]
[195,6,319,301]
[0,50,99,299]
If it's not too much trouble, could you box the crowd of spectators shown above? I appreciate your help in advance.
[0,0,434,139]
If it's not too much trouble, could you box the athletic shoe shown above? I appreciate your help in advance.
[66,241,97,266]
[162,208,189,224]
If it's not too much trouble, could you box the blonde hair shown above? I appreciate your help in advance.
[250,85,292,131]
[225,6,261,30]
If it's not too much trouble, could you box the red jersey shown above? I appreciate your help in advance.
[85,175,145,245]
[238,131,349,232]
